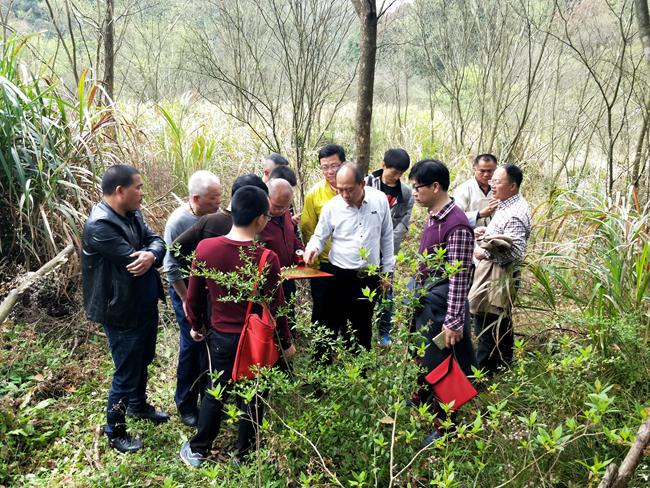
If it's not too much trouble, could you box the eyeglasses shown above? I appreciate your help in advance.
[411,182,432,192]
[265,213,273,220]
[320,164,341,173]
[488,178,502,185]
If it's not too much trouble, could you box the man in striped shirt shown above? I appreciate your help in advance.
[472,164,531,372]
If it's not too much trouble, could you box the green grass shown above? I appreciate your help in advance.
[2,300,649,487]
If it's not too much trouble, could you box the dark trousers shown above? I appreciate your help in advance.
[190,330,265,457]
[411,282,476,408]
[309,274,329,326]
[103,308,158,436]
[474,311,513,373]
[377,284,394,337]
[170,287,207,415]
[316,263,380,363]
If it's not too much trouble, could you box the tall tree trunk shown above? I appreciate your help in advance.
[636,0,650,66]
[634,0,650,192]
[352,0,377,175]
[103,0,115,102]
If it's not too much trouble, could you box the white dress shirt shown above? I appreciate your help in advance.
[306,186,395,273]
[453,177,493,228]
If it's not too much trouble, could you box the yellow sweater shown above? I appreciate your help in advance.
[300,179,337,264]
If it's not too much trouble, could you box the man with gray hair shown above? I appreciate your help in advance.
[259,178,304,329]
[304,163,394,361]
[164,170,222,427]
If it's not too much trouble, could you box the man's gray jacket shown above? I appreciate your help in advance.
[366,169,414,253]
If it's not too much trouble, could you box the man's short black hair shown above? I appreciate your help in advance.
[503,163,523,187]
[231,174,268,197]
[231,185,269,226]
[337,162,364,185]
[409,159,450,192]
[269,166,297,186]
[317,144,346,163]
[266,153,289,167]
[383,148,410,172]
[474,153,498,166]
[101,164,140,195]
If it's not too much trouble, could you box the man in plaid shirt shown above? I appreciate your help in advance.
[473,164,531,372]
[408,159,477,443]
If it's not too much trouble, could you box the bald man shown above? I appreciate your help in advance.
[304,163,395,361]
[258,179,304,327]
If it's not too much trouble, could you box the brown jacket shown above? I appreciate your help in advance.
[468,235,515,314]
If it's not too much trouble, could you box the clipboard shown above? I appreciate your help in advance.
[281,265,334,280]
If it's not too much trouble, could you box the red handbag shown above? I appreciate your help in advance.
[424,353,477,411]
[232,249,281,381]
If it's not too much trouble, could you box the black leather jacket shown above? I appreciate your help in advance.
[82,200,166,327]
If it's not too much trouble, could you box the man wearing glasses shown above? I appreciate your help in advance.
[407,159,476,442]
[259,178,304,329]
[470,164,531,373]
[453,154,499,228]
[300,144,346,330]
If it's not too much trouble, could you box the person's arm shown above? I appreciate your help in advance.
[304,204,334,263]
[442,227,474,334]
[300,191,318,244]
[465,211,479,228]
[452,183,470,211]
[164,215,190,300]
[264,253,292,349]
[172,219,204,263]
[393,186,414,251]
[87,220,137,268]
[379,199,395,273]
[484,216,529,265]
[185,255,208,331]
[141,219,166,266]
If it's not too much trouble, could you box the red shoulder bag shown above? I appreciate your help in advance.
[232,249,281,381]
[424,352,477,411]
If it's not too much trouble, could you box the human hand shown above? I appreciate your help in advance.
[283,344,296,361]
[303,247,319,265]
[473,247,487,260]
[291,213,301,226]
[474,226,487,239]
[444,326,463,348]
[126,251,155,276]
[190,328,205,342]
[480,198,499,218]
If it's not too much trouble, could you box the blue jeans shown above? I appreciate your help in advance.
[103,308,158,436]
[170,287,207,415]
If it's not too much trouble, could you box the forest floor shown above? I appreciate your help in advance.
[1,283,649,487]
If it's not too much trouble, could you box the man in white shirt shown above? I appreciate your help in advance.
[453,154,499,228]
[305,163,394,362]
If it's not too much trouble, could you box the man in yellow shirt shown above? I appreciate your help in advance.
[300,144,345,329]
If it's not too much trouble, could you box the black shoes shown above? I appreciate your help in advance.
[106,431,144,453]
[180,411,198,427]
[127,404,171,424]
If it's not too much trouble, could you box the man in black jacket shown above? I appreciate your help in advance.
[82,164,169,454]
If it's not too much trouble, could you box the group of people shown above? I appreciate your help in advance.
[81,146,531,465]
